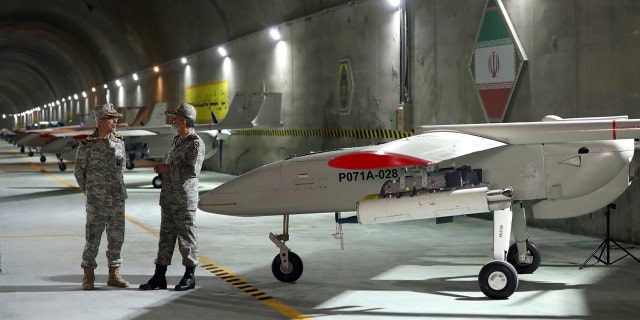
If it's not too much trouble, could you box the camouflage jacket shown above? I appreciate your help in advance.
[159,130,205,210]
[74,130,128,202]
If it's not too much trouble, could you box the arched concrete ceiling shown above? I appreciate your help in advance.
[0,0,352,115]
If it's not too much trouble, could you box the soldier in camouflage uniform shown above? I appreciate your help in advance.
[140,103,205,291]
[75,103,130,290]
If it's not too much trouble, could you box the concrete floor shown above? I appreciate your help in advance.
[2,139,640,320]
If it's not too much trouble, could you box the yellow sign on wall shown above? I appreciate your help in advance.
[185,80,229,124]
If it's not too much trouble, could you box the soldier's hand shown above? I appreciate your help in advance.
[154,164,169,175]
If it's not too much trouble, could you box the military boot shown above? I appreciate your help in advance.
[107,266,130,288]
[175,266,196,291]
[82,267,95,290]
[139,264,167,290]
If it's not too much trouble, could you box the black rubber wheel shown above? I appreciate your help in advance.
[126,160,135,170]
[59,162,67,171]
[478,260,518,299]
[507,241,541,274]
[28,151,34,157]
[271,251,303,282]
[152,175,162,188]
[40,155,46,163]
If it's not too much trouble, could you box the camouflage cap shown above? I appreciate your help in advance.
[94,103,122,118]
[165,103,196,120]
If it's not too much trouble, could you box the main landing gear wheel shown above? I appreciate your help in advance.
[507,241,541,274]
[152,175,162,188]
[271,251,303,282]
[478,260,518,299]
[58,161,67,171]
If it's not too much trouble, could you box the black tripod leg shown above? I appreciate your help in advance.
[609,239,640,264]
[579,240,608,269]
[580,203,640,269]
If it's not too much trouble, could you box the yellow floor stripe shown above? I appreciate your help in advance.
[6,143,313,320]
[9,147,81,191]
[125,215,160,238]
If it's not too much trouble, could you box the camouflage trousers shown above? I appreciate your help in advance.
[81,200,125,269]
[154,207,199,267]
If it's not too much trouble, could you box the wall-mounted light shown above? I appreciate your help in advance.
[91,87,96,92]
[153,66,160,73]
[82,91,87,98]
[73,94,79,100]
[132,73,139,81]
[181,57,187,64]
[56,100,60,105]
[68,96,72,100]
[115,80,122,87]
[269,28,281,41]
[218,46,227,57]
[103,84,108,89]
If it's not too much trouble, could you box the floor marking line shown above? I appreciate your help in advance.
[9,145,313,320]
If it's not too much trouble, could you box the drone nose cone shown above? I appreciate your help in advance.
[198,176,248,214]
[198,160,283,215]
[198,188,237,215]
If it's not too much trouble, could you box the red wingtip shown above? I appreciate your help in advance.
[328,151,433,169]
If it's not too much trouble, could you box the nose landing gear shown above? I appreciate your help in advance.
[269,215,303,282]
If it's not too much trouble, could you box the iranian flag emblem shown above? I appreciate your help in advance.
[471,0,525,122]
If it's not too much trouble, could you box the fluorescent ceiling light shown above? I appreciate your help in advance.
[218,46,227,57]
[269,28,281,41]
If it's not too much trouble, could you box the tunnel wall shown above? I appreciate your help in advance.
[19,0,640,243]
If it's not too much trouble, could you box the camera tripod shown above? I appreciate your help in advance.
[579,203,640,269]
